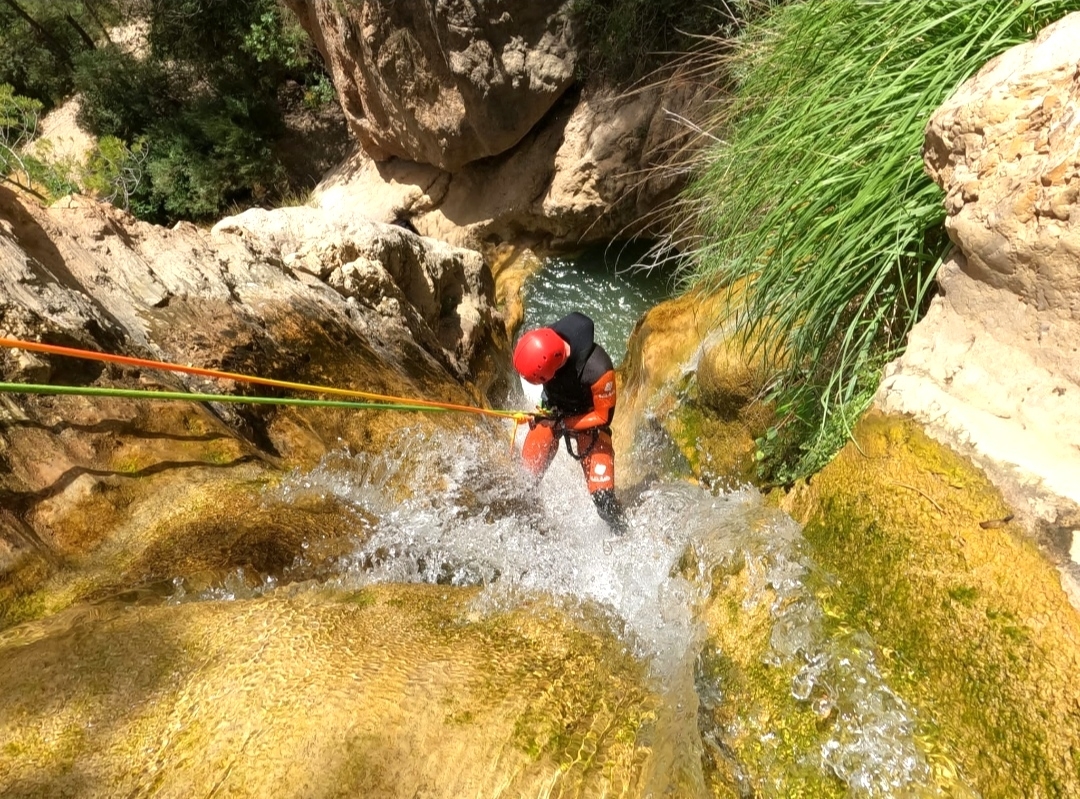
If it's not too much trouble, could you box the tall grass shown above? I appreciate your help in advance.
[679,0,1080,482]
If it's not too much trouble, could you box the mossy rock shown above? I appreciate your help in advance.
[486,242,544,339]
[0,584,662,798]
[781,410,1080,797]
[616,289,773,488]
[696,566,848,798]
[1,469,370,631]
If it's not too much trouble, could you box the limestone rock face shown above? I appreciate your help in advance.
[0,191,497,388]
[311,81,700,249]
[285,0,579,171]
[212,206,494,375]
[878,12,1080,588]
[0,187,499,621]
[922,15,1080,320]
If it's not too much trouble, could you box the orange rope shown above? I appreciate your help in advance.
[0,337,529,421]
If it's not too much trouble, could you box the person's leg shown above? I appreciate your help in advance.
[521,422,559,479]
[578,430,627,534]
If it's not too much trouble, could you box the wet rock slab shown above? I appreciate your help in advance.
[0,584,659,798]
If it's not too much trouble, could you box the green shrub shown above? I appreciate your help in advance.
[0,83,41,146]
[22,153,79,198]
[242,8,311,70]
[682,0,1080,483]
[303,72,337,109]
[1,83,39,186]
[81,135,148,209]
[139,96,285,221]
[67,0,330,223]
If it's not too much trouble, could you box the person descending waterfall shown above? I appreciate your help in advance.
[513,312,628,534]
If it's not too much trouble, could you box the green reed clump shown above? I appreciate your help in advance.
[682,0,1080,483]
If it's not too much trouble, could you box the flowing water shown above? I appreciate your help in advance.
[250,422,964,797]
[164,250,972,796]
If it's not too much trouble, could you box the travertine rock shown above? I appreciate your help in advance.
[878,12,1080,592]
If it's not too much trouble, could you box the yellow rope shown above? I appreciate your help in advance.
[0,337,532,421]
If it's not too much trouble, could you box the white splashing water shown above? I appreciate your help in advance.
[246,424,975,798]
[276,424,728,679]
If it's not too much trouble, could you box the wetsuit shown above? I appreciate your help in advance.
[520,312,625,532]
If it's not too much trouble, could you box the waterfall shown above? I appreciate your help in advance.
[240,420,971,798]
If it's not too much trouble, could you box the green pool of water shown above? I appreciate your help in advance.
[520,241,677,367]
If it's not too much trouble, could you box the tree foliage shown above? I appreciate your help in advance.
[0,0,116,108]
[1,0,334,223]
[72,45,173,140]
[68,0,330,223]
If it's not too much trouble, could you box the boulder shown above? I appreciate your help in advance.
[612,288,773,490]
[0,187,501,626]
[212,205,496,376]
[878,11,1080,593]
[311,78,706,250]
[285,0,580,171]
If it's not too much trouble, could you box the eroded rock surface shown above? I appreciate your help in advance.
[213,205,497,376]
[612,289,773,490]
[0,187,501,625]
[285,0,579,171]
[312,79,704,250]
[0,584,661,798]
[878,12,1080,591]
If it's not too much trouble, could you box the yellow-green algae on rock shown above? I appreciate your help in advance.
[0,464,369,631]
[0,584,663,798]
[694,556,847,798]
[679,504,916,798]
[0,319,480,632]
[487,242,545,339]
[615,290,773,489]
[782,410,1080,798]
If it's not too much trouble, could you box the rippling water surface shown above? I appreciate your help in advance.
[520,242,675,366]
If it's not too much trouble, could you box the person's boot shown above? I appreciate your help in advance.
[592,488,628,535]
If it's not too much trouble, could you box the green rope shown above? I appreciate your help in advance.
[0,382,450,413]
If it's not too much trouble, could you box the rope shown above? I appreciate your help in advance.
[0,382,450,412]
[0,337,533,421]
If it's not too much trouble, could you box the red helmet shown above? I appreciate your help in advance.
[513,328,567,384]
